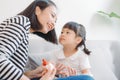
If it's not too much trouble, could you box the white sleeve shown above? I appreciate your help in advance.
[79,53,91,70]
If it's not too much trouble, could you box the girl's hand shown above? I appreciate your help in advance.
[81,69,91,75]
[67,66,77,76]
[55,63,66,75]
[56,65,77,77]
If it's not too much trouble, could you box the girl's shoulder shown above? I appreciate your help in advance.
[77,48,89,58]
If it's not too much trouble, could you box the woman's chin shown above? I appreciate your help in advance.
[42,31,48,34]
[40,29,49,34]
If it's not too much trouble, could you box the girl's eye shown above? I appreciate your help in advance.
[61,32,63,34]
[66,32,69,34]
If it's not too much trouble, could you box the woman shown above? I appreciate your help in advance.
[0,0,57,80]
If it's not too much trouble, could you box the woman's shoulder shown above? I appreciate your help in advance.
[13,15,30,24]
[16,15,29,20]
[10,15,30,29]
[1,15,29,25]
[0,15,30,32]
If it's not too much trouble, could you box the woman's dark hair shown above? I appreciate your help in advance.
[63,21,91,55]
[18,0,58,44]
[33,30,58,44]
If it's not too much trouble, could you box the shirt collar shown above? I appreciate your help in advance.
[57,49,66,59]
[68,50,79,60]
[57,48,82,60]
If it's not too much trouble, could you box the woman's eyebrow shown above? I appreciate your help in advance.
[51,10,57,16]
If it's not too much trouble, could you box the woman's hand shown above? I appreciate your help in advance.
[40,63,56,80]
[24,65,43,79]
[19,75,30,80]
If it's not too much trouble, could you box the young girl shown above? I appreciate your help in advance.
[50,21,94,80]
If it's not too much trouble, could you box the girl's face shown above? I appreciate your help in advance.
[35,5,57,34]
[59,28,82,46]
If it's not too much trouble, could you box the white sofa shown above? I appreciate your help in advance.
[86,40,120,80]
[28,34,120,80]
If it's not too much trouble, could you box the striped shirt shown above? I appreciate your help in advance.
[0,15,30,80]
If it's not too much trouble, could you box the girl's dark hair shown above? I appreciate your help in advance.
[63,21,91,55]
[18,0,57,44]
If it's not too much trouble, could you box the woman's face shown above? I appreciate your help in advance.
[35,5,57,34]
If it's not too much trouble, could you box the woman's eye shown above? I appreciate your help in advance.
[51,14,55,18]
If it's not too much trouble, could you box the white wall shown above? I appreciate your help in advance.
[0,0,33,21]
[0,0,120,41]
[54,0,120,41]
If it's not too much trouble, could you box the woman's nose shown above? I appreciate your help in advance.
[51,19,56,29]
[48,22,54,31]
[49,18,56,30]
[52,18,57,27]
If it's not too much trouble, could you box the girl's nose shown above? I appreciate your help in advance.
[61,32,65,36]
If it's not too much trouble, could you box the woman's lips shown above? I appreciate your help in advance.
[47,23,54,31]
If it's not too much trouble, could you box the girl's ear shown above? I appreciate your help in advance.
[76,37,82,44]
[35,6,41,15]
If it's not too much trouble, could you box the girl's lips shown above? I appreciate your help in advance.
[60,37,65,41]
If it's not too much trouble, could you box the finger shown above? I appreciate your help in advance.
[51,68,56,75]
[56,63,62,68]
[67,67,77,76]
[73,69,77,75]
[70,68,75,76]
[41,70,47,76]
[49,68,56,79]
[59,71,69,77]
[56,63,66,71]
[67,67,71,75]
[67,67,73,75]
